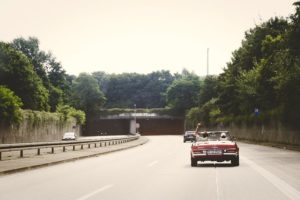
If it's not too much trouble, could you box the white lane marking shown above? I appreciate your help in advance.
[76,184,114,200]
[147,160,159,167]
[241,156,300,200]
[215,167,220,200]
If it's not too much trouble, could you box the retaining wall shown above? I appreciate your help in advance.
[227,121,300,146]
[0,111,79,144]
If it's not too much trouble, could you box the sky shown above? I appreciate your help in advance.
[0,0,297,76]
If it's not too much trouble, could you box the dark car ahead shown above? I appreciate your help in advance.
[183,131,196,142]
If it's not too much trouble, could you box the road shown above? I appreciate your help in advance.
[0,136,299,200]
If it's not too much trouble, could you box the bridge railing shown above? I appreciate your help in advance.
[0,135,139,161]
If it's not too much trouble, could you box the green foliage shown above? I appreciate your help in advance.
[0,42,49,111]
[103,70,174,108]
[49,85,63,112]
[215,5,300,128]
[166,77,201,115]
[199,75,219,106]
[185,107,202,129]
[22,109,63,127]
[11,37,50,87]
[57,105,86,125]
[11,37,71,111]
[186,99,220,128]
[0,86,23,124]
[72,73,106,114]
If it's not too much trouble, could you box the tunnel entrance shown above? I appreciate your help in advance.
[84,113,184,136]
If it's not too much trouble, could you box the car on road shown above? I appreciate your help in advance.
[190,131,239,166]
[183,131,196,142]
[62,132,77,140]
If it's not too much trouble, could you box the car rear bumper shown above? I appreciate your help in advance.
[191,152,238,162]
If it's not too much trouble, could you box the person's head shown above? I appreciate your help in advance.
[220,132,227,138]
[202,131,208,138]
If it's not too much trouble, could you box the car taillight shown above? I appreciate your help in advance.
[225,148,237,153]
[192,146,204,153]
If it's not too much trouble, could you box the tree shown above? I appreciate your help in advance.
[0,42,49,111]
[92,71,111,94]
[11,37,50,87]
[143,71,174,108]
[72,73,106,115]
[166,77,201,115]
[217,17,289,116]
[104,73,144,108]
[287,1,300,54]
[0,86,23,123]
[199,75,219,106]
[11,37,69,111]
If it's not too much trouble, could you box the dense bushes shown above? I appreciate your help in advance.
[186,2,300,128]
[0,86,23,123]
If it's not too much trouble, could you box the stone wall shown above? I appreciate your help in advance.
[0,111,79,144]
[226,121,300,146]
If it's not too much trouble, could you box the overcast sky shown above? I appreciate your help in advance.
[0,0,296,76]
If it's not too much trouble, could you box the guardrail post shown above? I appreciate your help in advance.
[81,144,83,149]
[63,146,66,152]
[20,150,23,158]
[51,147,54,154]
[0,152,2,160]
[73,145,75,151]
[95,143,97,148]
[88,144,91,148]
[37,148,40,155]
[100,142,102,147]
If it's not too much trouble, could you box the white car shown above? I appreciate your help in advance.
[62,132,77,140]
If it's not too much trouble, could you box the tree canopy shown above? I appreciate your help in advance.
[0,42,49,111]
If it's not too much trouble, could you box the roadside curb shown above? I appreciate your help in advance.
[0,137,149,176]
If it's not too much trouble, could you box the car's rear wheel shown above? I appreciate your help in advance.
[231,156,239,166]
[191,157,197,167]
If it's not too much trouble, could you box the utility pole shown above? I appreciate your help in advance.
[134,104,137,134]
[207,48,209,76]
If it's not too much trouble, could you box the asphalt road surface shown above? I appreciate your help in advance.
[0,136,299,200]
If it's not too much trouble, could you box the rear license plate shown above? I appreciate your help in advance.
[207,150,222,155]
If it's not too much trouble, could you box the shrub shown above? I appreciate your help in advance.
[56,105,86,125]
[0,86,23,124]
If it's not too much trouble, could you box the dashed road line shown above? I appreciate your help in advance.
[215,167,221,200]
[147,160,159,167]
[76,184,114,200]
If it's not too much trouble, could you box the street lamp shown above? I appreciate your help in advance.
[134,104,137,134]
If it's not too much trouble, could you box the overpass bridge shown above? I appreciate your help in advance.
[85,113,184,136]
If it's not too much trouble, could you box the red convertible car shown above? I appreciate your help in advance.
[190,131,239,167]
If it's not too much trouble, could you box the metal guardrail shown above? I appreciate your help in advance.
[0,135,139,161]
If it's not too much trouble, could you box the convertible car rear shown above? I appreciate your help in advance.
[190,131,239,167]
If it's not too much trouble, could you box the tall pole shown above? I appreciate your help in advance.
[207,48,209,76]
[134,104,136,134]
